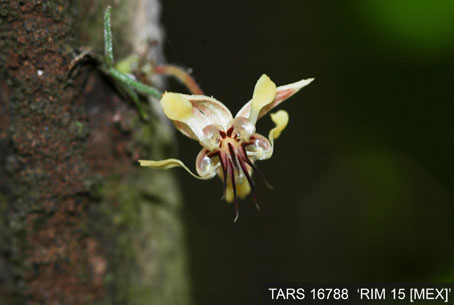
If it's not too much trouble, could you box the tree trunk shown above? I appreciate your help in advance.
[0,1,190,304]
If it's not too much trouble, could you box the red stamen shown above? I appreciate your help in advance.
[239,156,260,210]
[226,127,234,137]
[227,158,239,222]
[228,143,239,170]
[240,144,274,189]
[219,152,228,199]
[207,151,219,158]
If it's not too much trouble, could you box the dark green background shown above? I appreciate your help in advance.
[162,1,454,304]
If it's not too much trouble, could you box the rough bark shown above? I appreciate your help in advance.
[0,1,190,305]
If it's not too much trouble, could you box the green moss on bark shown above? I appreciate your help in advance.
[0,1,190,304]
[84,105,190,305]
[77,1,191,304]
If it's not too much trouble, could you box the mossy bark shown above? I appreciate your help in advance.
[0,1,190,305]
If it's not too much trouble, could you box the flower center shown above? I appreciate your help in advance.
[196,123,273,221]
[219,127,241,150]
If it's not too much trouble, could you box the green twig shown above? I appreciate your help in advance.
[104,6,114,67]
[100,6,162,120]
[106,68,162,99]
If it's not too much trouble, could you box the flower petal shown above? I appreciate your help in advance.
[160,92,233,142]
[249,74,277,125]
[225,178,251,203]
[139,158,214,180]
[161,92,193,121]
[184,94,233,130]
[269,110,289,142]
[236,78,314,120]
[196,148,220,178]
[248,110,289,161]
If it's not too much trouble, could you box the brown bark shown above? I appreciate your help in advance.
[0,1,190,304]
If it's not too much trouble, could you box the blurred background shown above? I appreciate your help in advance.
[161,0,454,304]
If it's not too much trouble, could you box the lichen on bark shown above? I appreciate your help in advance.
[0,0,101,303]
[0,1,190,304]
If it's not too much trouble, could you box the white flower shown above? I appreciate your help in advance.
[139,74,314,220]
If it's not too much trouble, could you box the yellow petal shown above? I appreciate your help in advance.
[225,182,234,203]
[160,92,193,121]
[237,179,251,199]
[139,158,213,180]
[236,77,314,120]
[224,179,251,203]
[269,110,289,141]
[250,74,276,125]
[160,93,233,143]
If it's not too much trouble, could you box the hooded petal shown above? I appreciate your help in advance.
[196,148,221,178]
[235,78,314,120]
[161,92,233,142]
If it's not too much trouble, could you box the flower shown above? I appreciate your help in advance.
[139,74,314,220]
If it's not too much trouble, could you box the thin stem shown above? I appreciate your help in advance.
[155,65,205,95]
[103,6,114,67]
[107,68,162,99]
